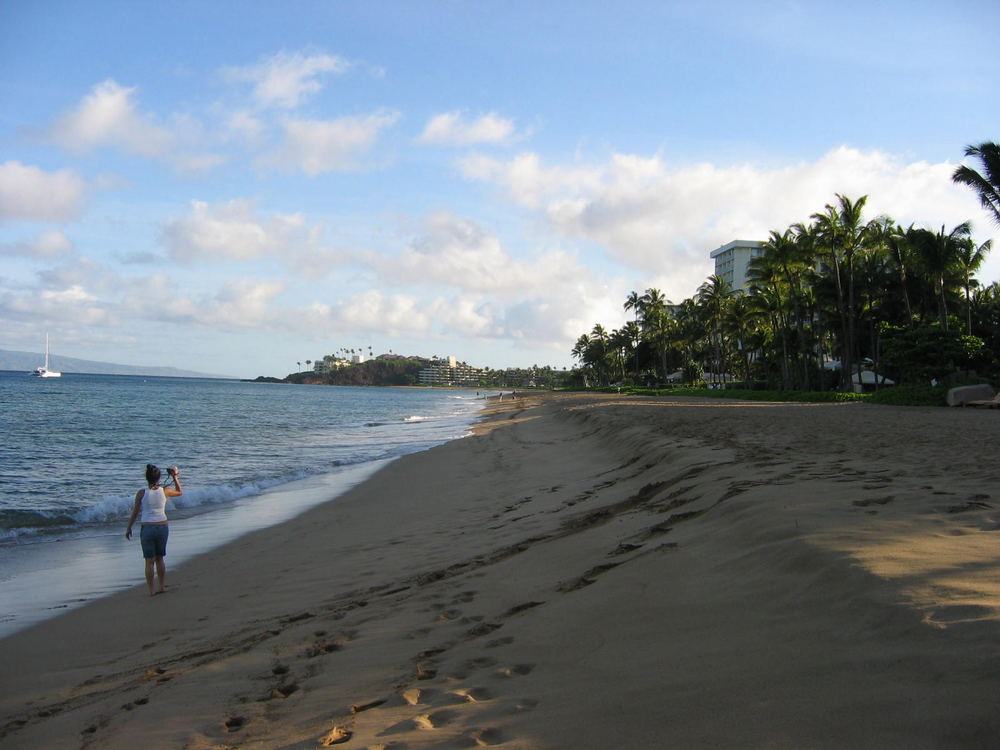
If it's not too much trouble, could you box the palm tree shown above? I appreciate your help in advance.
[911,222,972,330]
[854,228,896,386]
[969,282,1000,357]
[761,227,814,388]
[697,274,734,385]
[623,291,643,378]
[590,324,611,383]
[747,248,795,388]
[609,327,632,382]
[572,333,599,387]
[886,223,918,326]
[952,142,1000,227]
[767,228,807,327]
[955,235,992,334]
[723,294,759,385]
[673,298,704,383]
[811,194,869,389]
[637,288,674,382]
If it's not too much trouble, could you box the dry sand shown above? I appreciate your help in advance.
[1,392,999,749]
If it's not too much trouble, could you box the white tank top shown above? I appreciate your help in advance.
[140,486,169,523]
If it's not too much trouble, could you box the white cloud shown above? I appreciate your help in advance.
[461,146,998,300]
[329,290,430,334]
[163,199,292,262]
[161,199,350,277]
[0,230,73,258]
[417,111,516,146]
[225,110,267,145]
[50,80,171,156]
[49,80,221,172]
[224,51,352,109]
[459,152,602,208]
[259,111,400,174]
[0,162,87,222]
[205,279,287,328]
[379,211,584,297]
[2,282,112,326]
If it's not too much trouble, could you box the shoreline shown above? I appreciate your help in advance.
[0,462,390,639]
[0,382,486,638]
[2,392,999,748]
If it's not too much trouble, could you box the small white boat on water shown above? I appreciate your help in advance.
[33,334,61,378]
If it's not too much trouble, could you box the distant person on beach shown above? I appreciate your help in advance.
[125,464,182,596]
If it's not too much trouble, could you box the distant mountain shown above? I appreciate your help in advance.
[0,348,235,379]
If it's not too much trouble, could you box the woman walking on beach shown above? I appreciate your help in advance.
[125,464,182,596]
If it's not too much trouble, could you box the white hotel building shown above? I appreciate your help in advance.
[417,355,483,386]
[709,239,765,293]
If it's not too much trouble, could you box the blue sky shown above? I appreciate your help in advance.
[2,0,998,377]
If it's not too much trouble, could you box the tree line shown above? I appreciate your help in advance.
[572,142,1000,391]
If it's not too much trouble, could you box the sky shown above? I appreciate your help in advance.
[2,0,998,378]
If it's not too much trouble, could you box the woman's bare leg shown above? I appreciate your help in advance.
[154,557,166,594]
[144,559,156,596]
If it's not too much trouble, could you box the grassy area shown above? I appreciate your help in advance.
[863,384,949,407]
[588,384,952,406]
[606,386,867,403]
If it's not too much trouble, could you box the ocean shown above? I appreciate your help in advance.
[0,371,485,637]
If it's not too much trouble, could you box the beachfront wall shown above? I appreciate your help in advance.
[710,239,765,292]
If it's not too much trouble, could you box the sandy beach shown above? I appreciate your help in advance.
[1,392,999,749]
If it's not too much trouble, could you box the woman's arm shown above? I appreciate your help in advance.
[125,490,143,539]
[165,467,183,498]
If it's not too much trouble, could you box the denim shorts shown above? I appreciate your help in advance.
[140,524,169,559]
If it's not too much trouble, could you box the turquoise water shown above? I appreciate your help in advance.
[0,372,484,635]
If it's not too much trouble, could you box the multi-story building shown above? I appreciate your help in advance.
[709,239,765,292]
[313,355,351,374]
[417,355,483,386]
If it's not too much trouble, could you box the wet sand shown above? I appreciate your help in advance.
[1,392,999,749]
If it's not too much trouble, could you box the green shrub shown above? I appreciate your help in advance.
[865,385,949,407]
[621,387,867,403]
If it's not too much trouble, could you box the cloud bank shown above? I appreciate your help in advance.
[0,162,87,223]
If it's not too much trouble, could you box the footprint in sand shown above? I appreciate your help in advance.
[852,495,895,508]
[120,696,150,712]
[436,609,463,622]
[415,664,438,681]
[402,687,433,705]
[463,656,498,670]
[413,709,456,729]
[503,601,544,617]
[455,726,506,746]
[511,698,538,713]
[495,663,535,679]
[224,715,246,732]
[466,621,503,639]
[319,725,352,745]
[451,686,494,702]
[261,682,298,701]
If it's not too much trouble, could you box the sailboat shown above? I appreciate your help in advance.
[32,334,62,378]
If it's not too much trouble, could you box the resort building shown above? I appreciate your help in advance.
[710,239,765,292]
[313,355,351,374]
[417,355,483,387]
